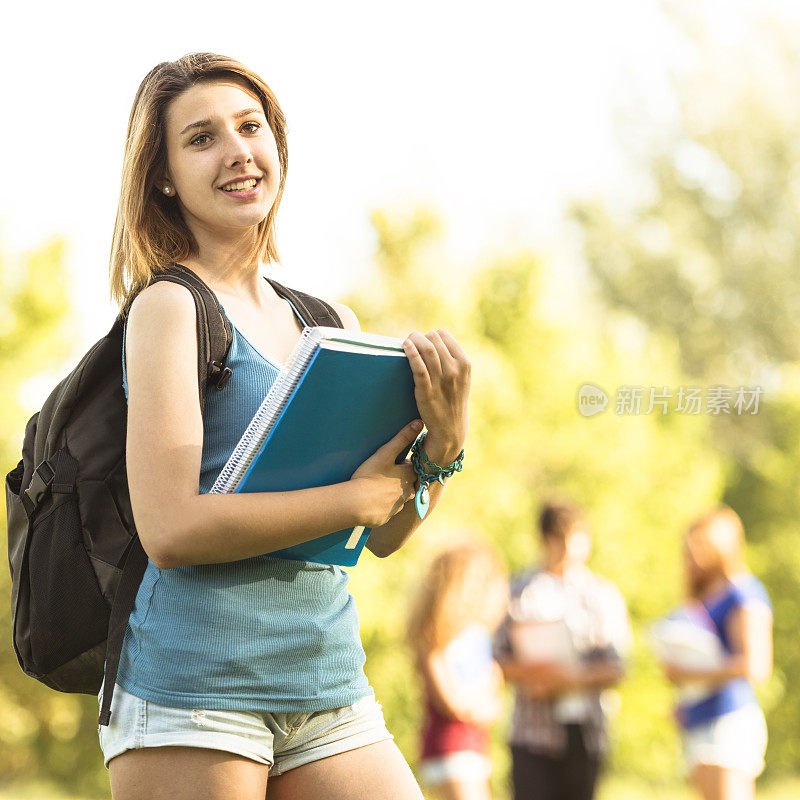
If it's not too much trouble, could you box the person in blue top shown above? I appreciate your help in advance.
[100,52,470,800]
[659,506,773,800]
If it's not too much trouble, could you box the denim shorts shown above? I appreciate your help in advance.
[98,681,394,774]
[417,751,492,785]
[682,704,768,778]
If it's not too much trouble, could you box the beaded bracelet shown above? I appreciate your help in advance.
[409,433,465,519]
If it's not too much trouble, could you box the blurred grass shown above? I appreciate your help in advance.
[5,774,800,800]
[596,775,800,800]
[0,783,102,800]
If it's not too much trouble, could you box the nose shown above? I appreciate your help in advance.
[222,130,253,169]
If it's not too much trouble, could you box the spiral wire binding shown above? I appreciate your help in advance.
[209,327,323,494]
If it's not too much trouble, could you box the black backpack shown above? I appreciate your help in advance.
[4,262,343,726]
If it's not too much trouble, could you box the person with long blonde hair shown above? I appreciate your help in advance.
[660,506,773,800]
[98,52,471,799]
[407,542,509,800]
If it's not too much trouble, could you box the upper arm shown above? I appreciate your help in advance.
[601,582,633,658]
[492,613,513,663]
[725,601,773,684]
[329,300,361,331]
[125,281,203,567]
[422,649,463,718]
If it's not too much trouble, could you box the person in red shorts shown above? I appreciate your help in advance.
[407,542,509,800]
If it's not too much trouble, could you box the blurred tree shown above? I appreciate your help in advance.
[0,239,112,797]
[569,4,800,777]
[571,10,800,386]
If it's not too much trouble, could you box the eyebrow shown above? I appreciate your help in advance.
[179,107,265,136]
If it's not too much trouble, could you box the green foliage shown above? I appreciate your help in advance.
[0,240,112,798]
[346,206,724,785]
[570,59,800,383]
[569,18,800,776]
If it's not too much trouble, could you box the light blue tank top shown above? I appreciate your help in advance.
[115,296,371,711]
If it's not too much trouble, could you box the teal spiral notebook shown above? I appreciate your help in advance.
[210,326,419,566]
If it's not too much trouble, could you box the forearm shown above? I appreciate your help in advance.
[672,654,766,685]
[499,657,623,694]
[423,656,501,726]
[153,481,367,568]
[498,657,535,685]
[365,435,462,558]
[573,660,624,690]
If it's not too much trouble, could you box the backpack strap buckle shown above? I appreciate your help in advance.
[208,360,233,389]
[23,460,55,515]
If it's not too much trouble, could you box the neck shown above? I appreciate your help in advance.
[696,574,730,601]
[182,259,261,295]
[545,559,567,577]
[180,219,263,296]
[179,253,274,311]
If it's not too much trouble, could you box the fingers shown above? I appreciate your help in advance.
[404,332,441,379]
[421,332,446,375]
[436,329,471,377]
[382,419,424,455]
[403,335,434,393]
[404,330,470,387]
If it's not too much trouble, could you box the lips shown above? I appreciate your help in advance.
[220,177,259,192]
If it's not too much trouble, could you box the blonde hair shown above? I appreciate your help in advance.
[685,505,748,583]
[109,52,289,310]
[406,541,508,655]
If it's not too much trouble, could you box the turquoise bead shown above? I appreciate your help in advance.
[415,484,430,519]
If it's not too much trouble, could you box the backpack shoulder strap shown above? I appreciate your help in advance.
[265,277,344,328]
[101,264,234,727]
[99,270,342,727]
[119,263,234,414]
[98,537,148,726]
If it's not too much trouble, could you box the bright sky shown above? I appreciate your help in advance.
[2,0,795,353]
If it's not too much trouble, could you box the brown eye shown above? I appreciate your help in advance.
[190,134,210,146]
[241,122,261,133]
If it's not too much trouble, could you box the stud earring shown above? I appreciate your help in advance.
[163,185,173,196]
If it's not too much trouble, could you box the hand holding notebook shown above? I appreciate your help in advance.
[349,419,423,527]
[211,326,422,566]
[400,328,471,465]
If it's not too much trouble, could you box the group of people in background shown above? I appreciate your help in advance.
[407,501,773,800]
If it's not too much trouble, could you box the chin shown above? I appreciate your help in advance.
[213,209,271,232]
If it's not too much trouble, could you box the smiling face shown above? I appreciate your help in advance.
[162,77,282,242]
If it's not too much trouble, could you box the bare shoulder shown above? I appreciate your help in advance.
[328,300,361,331]
[124,279,200,407]
[125,281,198,371]
[127,279,196,327]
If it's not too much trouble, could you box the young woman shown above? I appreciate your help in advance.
[100,52,470,800]
[660,506,773,800]
[406,542,508,800]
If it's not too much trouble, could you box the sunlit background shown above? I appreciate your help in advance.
[2,0,689,343]
[3,0,800,797]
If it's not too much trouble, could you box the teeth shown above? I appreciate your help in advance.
[222,178,258,191]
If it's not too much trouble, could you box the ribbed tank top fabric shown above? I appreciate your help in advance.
[115,300,371,711]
